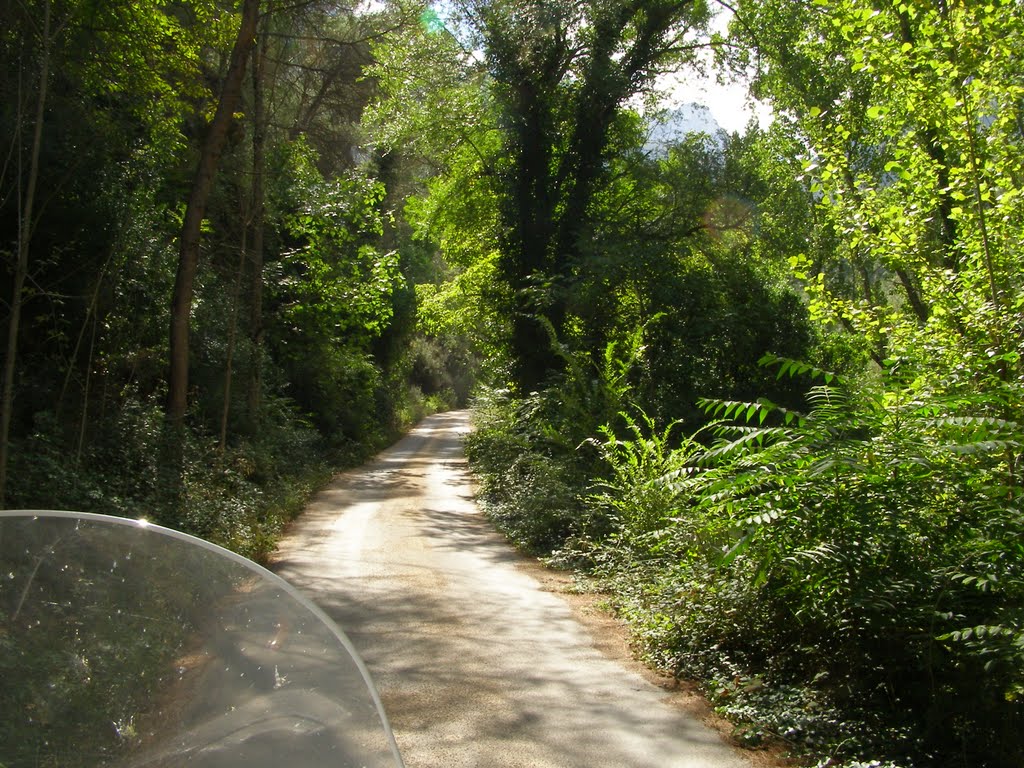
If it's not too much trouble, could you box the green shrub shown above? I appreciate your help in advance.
[465,388,591,552]
[585,410,695,543]
[7,389,332,562]
[589,358,1024,766]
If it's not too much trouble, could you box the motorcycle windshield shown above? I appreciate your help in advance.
[0,511,404,768]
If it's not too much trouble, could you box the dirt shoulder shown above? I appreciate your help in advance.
[272,411,786,768]
[517,558,797,768]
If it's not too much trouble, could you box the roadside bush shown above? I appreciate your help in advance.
[465,388,591,552]
[281,342,383,447]
[6,389,332,562]
[588,358,1024,767]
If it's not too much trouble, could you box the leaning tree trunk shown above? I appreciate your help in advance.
[219,220,248,452]
[246,21,268,424]
[167,0,260,431]
[0,0,52,507]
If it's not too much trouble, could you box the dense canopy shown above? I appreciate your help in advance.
[2,0,1022,765]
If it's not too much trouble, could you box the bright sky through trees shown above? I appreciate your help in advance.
[388,0,768,134]
[661,6,772,133]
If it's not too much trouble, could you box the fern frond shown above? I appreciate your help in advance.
[759,353,843,386]
[784,541,843,569]
[698,427,791,465]
[944,439,1021,455]
[805,383,849,411]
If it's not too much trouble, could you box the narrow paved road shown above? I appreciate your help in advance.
[272,411,758,768]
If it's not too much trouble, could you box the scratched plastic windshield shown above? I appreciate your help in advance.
[0,511,404,768]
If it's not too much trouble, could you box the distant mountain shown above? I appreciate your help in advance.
[643,103,726,157]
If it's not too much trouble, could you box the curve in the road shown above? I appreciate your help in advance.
[272,410,758,768]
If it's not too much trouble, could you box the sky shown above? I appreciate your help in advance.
[663,70,773,135]
[659,7,773,134]
[381,0,774,136]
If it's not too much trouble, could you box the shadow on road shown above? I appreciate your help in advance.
[272,411,754,768]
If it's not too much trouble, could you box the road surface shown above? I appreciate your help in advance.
[272,410,760,768]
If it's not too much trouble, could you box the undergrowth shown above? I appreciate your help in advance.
[465,356,1024,768]
[6,386,444,562]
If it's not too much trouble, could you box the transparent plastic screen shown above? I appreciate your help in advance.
[0,511,403,768]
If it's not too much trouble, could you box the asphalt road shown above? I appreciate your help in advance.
[272,410,759,768]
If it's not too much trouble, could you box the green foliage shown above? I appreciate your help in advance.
[258,137,413,448]
[585,356,1024,766]
[456,0,716,393]
[0,0,449,569]
[633,251,813,426]
[6,390,331,562]
[274,137,398,342]
[372,3,814,420]
[288,344,383,445]
[365,4,491,167]
[547,313,655,439]
[730,0,1024,363]
[463,288,803,554]
[533,125,817,426]
[584,3,1024,761]
[465,387,592,553]
[585,410,695,543]
[406,177,509,372]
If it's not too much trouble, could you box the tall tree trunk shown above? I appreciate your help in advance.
[58,253,112,418]
[220,224,248,452]
[247,20,269,423]
[0,0,52,506]
[167,0,260,430]
[75,312,99,463]
[895,267,930,324]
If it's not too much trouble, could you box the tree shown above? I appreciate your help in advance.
[246,10,270,422]
[1,0,213,502]
[371,1,813,414]
[167,0,260,430]
[703,0,1024,761]
[728,0,1024,368]
[0,0,56,505]
[368,0,720,393]
[471,0,713,393]
[0,0,439,548]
